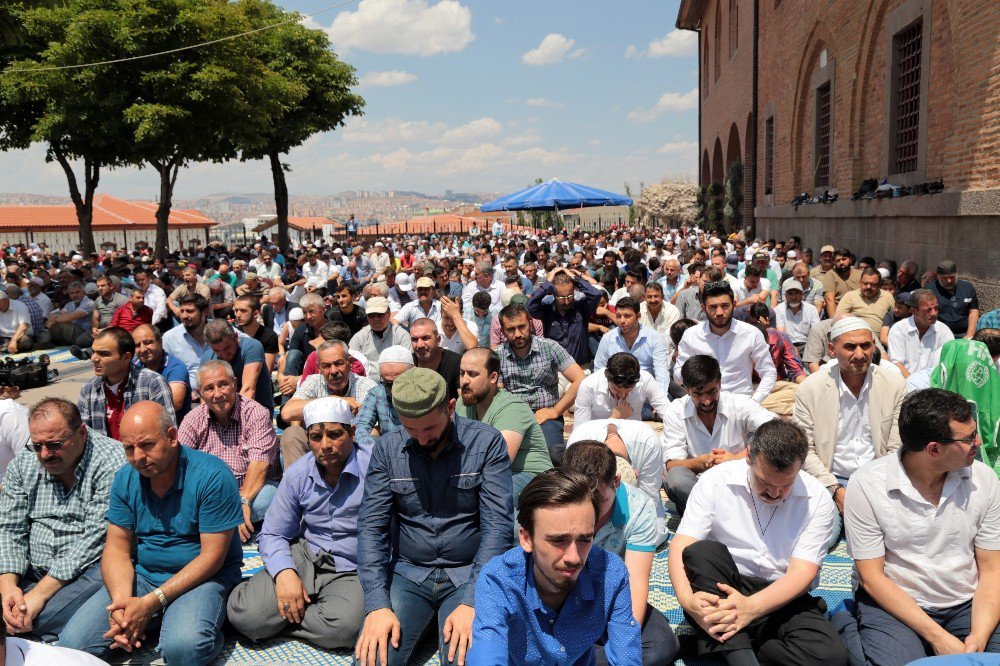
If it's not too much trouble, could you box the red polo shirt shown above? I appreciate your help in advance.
[109,303,153,332]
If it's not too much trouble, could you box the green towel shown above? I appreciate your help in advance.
[930,339,1000,474]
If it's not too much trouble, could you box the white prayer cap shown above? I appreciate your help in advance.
[877,267,890,279]
[303,396,353,429]
[500,288,519,307]
[29,277,44,286]
[288,307,304,322]
[378,345,414,367]
[829,316,872,341]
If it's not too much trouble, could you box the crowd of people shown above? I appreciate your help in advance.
[0,222,996,666]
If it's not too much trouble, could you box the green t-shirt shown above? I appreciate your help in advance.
[463,390,553,475]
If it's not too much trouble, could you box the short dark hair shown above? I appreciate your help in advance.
[859,267,881,280]
[235,294,260,311]
[625,267,646,284]
[517,469,599,536]
[320,322,352,343]
[680,355,722,389]
[463,347,500,376]
[178,293,210,313]
[748,420,809,471]
[606,352,640,386]
[645,281,664,295]
[749,301,770,322]
[95,327,136,357]
[472,292,492,310]
[898,388,975,453]
[615,297,640,315]
[973,329,1000,358]
[744,264,764,278]
[562,440,617,487]
[204,318,237,344]
[335,282,355,295]
[670,318,697,346]
[834,247,852,259]
[701,281,734,302]
[498,303,529,326]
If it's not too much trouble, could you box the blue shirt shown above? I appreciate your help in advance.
[978,307,1000,331]
[526,279,602,366]
[357,415,513,613]
[354,383,401,436]
[106,447,243,587]
[162,324,212,388]
[135,352,192,421]
[258,441,372,577]
[593,325,671,394]
[468,546,641,666]
[201,336,274,412]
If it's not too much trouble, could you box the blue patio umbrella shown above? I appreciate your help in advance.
[480,179,632,212]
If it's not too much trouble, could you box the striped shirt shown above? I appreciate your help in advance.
[17,297,44,339]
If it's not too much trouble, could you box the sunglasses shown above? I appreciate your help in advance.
[27,426,78,453]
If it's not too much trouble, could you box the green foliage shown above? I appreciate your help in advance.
[724,159,743,230]
[624,181,636,227]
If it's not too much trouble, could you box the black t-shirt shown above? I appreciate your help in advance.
[929,279,979,336]
[327,303,368,337]
[417,348,462,401]
[244,324,278,355]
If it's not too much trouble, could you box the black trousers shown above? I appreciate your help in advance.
[594,603,680,666]
[681,539,848,666]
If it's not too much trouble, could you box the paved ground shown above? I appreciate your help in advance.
[17,354,93,409]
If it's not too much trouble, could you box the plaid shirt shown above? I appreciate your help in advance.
[760,328,807,382]
[17,296,43,338]
[0,430,126,580]
[77,364,176,437]
[978,307,1000,331]
[292,372,376,405]
[355,382,401,435]
[177,394,280,485]
[497,336,573,410]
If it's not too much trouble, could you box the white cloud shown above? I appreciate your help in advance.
[647,29,698,58]
[358,70,418,87]
[494,17,506,24]
[327,0,474,56]
[657,140,698,155]
[525,97,565,110]
[627,88,698,122]
[521,34,578,66]
[341,118,445,144]
[503,132,543,147]
[624,44,638,59]
[439,118,502,144]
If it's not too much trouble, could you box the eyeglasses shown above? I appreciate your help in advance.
[27,427,78,453]
[555,294,575,302]
[938,431,980,446]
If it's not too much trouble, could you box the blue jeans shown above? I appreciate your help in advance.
[356,570,466,666]
[20,561,104,642]
[284,349,306,377]
[250,480,279,523]
[539,416,565,465]
[59,573,233,665]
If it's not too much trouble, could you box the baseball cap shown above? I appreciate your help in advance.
[396,274,414,292]
[365,297,390,315]
[415,277,435,289]
[935,260,957,275]
[820,245,835,254]
[781,279,804,294]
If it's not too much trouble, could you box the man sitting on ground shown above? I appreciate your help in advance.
[594,297,671,396]
[202,319,274,413]
[0,292,34,354]
[667,420,846,665]
[349,297,412,381]
[132,324,191,421]
[410,317,462,401]
[355,346,413,437]
[227,397,370,650]
[232,295,279,373]
[178,361,280,544]
[887,289,954,378]
[573,352,671,426]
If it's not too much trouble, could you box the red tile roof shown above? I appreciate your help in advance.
[0,194,215,230]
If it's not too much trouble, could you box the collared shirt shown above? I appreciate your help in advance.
[887,316,955,373]
[349,325,413,380]
[291,371,376,405]
[302,260,329,289]
[775,302,819,345]
[656,275,687,300]
[357,416,513,613]
[162,324,213,388]
[977,307,1000,331]
[845,452,1000,609]
[761,328,807,382]
[258,443,373,577]
[468,546,641,666]
[109,303,153,332]
[60,297,95,332]
[29,292,52,318]
[135,352,191,420]
[831,370,875,478]
[526,279,602,365]
[395,299,441,328]
[498,336,574,410]
[661,391,776,461]
[594,326,671,394]
[177,395,280,485]
[0,430,125,581]
[674,319,777,402]
[77,364,176,437]
[929,279,979,336]
[141,283,167,324]
[639,301,681,344]
[17,297,44,339]
[0,300,31,338]
[677,459,837,581]
[355,383,401,436]
[107,446,244,587]
[594,483,659,555]
[573,370,670,426]
[439,319,478,354]
[461,280,504,309]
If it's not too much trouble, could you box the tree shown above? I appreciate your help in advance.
[238,0,363,254]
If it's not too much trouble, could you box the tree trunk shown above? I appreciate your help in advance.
[269,150,290,254]
[54,150,99,255]
[151,157,180,261]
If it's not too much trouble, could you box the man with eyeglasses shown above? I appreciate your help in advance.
[0,398,126,643]
[837,389,1000,664]
[355,346,413,437]
[348,297,412,382]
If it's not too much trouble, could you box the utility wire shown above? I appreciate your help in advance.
[1,0,357,75]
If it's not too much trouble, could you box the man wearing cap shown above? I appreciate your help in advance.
[355,346,413,437]
[927,260,980,338]
[887,289,955,377]
[811,245,836,282]
[459,348,552,502]
[355,368,513,666]
[236,272,268,302]
[302,250,329,297]
[0,291,34,354]
[25,277,52,319]
[393,277,441,328]
[776,279,820,357]
[227,397,372,650]
[369,242,391,278]
[280,340,377,467]
[822,248,861,318]
[385,270,414,310]
[835,268,895,335]
[349,297,411,381]
[794,317,905,515]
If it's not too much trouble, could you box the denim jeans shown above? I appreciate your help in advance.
[355,570,467,666]
[20,561,104,642]
[249,480,280,523]
[59,573,233,665]
[539,416,566,465]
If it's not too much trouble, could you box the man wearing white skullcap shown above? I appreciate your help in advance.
[354,346,413,437]
[793,316,907,515]
[228,396,370,650]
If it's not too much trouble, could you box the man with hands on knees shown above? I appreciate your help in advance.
[354,368,513,666]
[59,401,244,665]
[227,397,370,650]
[667,419,847,666]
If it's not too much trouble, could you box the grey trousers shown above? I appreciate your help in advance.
[226,539,365,650]
[279,425,310,469]
[664,466,699,516]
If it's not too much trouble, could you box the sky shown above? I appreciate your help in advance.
[0,0,700,199]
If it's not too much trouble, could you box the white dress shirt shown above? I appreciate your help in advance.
[639,300,681,344]
[733,277,771,303]
[438,319,478,354]
[774,302,819,345]
[461,280,504,309]
[302,260,329,289]
[674,319,777,402]
[887,316,954,373]
[5,637,108,665]
[142,283,167,324]
[661,391,776,461]
[830,370,875,478]
[846,452,1000,609]
[368,251,391,275]
[678,459,837,581]
[0,398,29,482]
[573,369,671,426]
[0,299,32,337]
[567,418,668,545]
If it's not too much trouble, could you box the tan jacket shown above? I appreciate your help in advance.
[793,364,906,488]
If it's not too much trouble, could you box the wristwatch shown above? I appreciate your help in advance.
[152,587,168,609]
[240,497,251,507]
[828,484,842,497]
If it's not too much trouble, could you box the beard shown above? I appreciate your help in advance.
[460,384,489,407]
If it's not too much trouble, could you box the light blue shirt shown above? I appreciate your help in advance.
[162,324,212,388]
[593,325,671,394]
